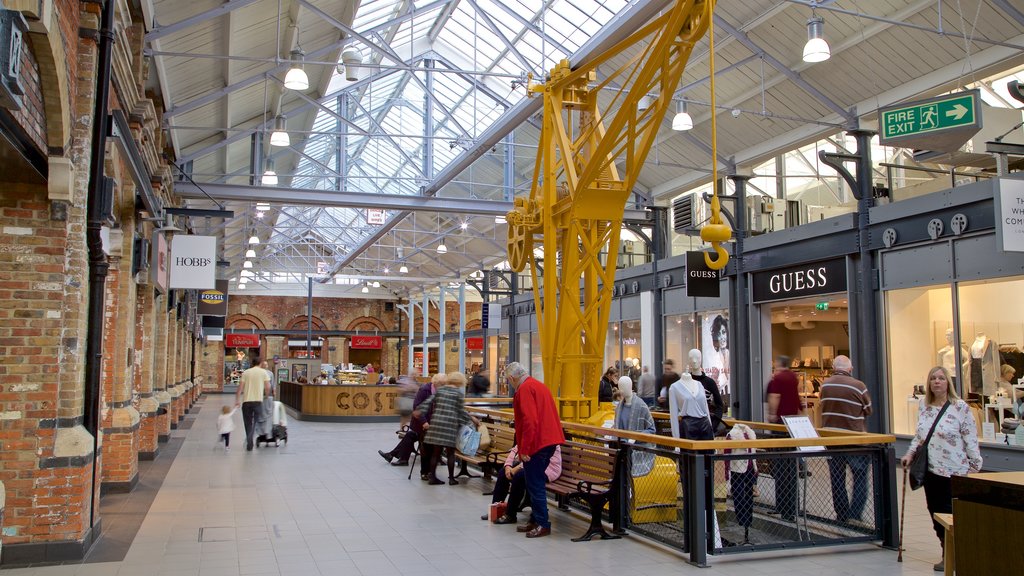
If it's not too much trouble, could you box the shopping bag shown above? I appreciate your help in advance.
[489,501,508,522]
[477,423,491,452]
[457,423,481,457]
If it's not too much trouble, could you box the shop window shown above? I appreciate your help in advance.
[517,332,530,369]
[620,319,641,379]
[604,324,620,374]
[530,331,544,382]
[664,314,696,369]
[958,277,1024,442]
[885,285,954,436]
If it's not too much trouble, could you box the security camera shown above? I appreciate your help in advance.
[730,109,741,118]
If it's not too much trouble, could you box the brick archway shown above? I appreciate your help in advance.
[227,314,266,330]
[286,316,326,331]
[346,316,388,332]
[465,319,482,330]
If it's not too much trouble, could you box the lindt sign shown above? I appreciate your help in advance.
[350,335,382,349]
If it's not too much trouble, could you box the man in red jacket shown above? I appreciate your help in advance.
[508,361,565,538]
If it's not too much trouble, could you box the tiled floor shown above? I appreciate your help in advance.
[2,396,948,575]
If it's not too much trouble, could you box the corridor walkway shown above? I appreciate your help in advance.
[3,396,945,575]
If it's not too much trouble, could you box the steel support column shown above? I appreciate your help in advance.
[458,283,466,373]
[422,292,430,377]
[728,175,751,420]
[438,286,447,375]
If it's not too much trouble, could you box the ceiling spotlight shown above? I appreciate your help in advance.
[436,239,448,254]
[494,215,506,224]
[672,101,693,131]
[256,202,270,208]
[803,16,831,63]
[283,48,309,91]
[361,284,369,293]
[637,95,653,111]
[238,282,246,289]
[340,46,362,81]
[243,260,253,269]
[383,267,389,274]
[245,249,256,258]
[270,115,290,147]
[399,264,408,274]
[372,281,381,288]
[255,210,265,219]
[248,233,260,245]
[460,221,469,231]
[261,158,278,186]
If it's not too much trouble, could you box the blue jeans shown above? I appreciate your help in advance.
[828,454,869,521]
[524,444,557,529]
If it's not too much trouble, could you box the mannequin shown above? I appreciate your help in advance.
[613,376,655,476]
[936,329,968,388]
[725,423,758,544]
[970,333,1000,396]
[689,349,725,428]
[667,372,713,441]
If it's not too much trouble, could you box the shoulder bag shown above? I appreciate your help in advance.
[908,401,950,491]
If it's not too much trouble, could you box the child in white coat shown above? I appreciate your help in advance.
[218,404,238,451]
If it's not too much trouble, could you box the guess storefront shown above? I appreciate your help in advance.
[750,257,852,427]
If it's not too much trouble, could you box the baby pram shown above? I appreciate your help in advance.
[255,399,289,447]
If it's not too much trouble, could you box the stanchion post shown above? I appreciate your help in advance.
[686,451,709,567]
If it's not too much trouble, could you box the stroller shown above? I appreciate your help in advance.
[255,398,289,447]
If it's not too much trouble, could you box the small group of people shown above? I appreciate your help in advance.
[377,362,564,538]
[226,355,286,451]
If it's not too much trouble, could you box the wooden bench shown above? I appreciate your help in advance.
[546,440,624,542]
[454,422,516,487]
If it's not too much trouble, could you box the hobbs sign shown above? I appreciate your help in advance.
[752,258,847,303]
[169,235,217,290]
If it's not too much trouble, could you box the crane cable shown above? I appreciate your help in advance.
[700,1,731,270]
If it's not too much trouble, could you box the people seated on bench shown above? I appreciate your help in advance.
[379,374,440,470]
[507,361,565,538]
[415,372,480,486]
[484,445,562,524]
[613,376,656,476]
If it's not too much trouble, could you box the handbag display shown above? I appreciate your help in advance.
[908,401,950,491]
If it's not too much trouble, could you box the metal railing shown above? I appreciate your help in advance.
[468,408,898,567]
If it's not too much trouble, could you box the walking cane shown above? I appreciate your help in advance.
[898,466,908,562]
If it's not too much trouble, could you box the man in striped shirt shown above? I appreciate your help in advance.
[820,355,872,523]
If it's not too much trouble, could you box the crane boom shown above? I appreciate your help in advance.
[506,0,716,419]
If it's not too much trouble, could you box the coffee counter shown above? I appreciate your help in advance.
[279,381,400,422]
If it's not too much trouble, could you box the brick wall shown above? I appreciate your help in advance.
[9,32,46,153]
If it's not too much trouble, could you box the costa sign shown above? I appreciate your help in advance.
[350,335,382,349]
[752,258,847,303]
[225,333,260,348]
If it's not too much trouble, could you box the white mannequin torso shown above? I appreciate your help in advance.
[972,335,989,358]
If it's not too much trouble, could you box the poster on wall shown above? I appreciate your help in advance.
[701,312,730,396]
[996,178,1024,252]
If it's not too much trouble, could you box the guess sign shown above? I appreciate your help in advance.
[752,258,847,303]
[350,335,382,349]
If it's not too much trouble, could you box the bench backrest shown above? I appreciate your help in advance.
[486,424,516,454]
[559,441,618,485]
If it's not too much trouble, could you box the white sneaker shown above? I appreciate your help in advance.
[225,447,231,452]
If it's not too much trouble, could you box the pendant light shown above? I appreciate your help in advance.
[672,101,693,131]
[436,238,448,254]
[243,260,253,269]
[238,282,246,290]
[270,115,290,147]
[283,48,309,91]
[399,264,408,274]
[361,283,369,293]
[261,157,278,186]
[372,281,381,288]
[802,16,831,63]
[241,269,254,278]
[245,248,256,258]
[248,231,260,245]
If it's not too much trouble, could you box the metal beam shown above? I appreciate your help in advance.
[713,16,854,122]
[465,0,535,74]
[991,0,1024,27]
[145,0,261,42]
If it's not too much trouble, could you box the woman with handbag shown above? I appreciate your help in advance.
[415,372,479,485]
[900,366,982,572]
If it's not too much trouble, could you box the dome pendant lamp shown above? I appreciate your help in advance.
[284,48,309,91]
[672,100,693,131]
[802,16,831,63]
[270,115,290,147]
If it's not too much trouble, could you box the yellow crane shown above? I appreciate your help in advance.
[505,0,727,419]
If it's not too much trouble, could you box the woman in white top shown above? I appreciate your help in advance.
[900,366,982,572]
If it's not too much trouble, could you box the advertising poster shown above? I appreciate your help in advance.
[701,312,730,397]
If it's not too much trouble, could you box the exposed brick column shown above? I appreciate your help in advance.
[199,340,223,393]
[99,229,140,493]
[168,316,183,427]
[152,299,171,443]
[135,287,159,459]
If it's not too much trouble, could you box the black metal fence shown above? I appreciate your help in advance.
[474,411,898,567]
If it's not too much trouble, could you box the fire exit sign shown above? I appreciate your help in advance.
[878,91,981,146]
[815,302,829,311]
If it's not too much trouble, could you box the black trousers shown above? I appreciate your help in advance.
[491,469,528,517]
[388,430,418,461]
[923,471,953,544]
[220,433,230,447]
[241,401,262,449]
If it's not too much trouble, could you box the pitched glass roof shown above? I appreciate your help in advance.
[285,0,630,264]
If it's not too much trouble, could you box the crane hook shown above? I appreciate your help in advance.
[700,222,732,270]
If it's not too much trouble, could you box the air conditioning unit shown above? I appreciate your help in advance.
[771,200,804,231]
[672,194,697,234]
[746,197,772,233]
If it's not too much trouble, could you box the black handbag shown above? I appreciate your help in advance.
[908,401,950,491]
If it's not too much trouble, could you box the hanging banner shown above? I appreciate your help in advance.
[197,279,229,316]
[150,231,169,294]
[225,333,260,348]
[169,235,217,289]
[996,178,1024,253]
[350,335,382,349]
[686,251,721,297]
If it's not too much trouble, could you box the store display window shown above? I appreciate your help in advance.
[885,285,955,437]
[604,325,620,373]
[664,314,696,369]
[530,331,544,382]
